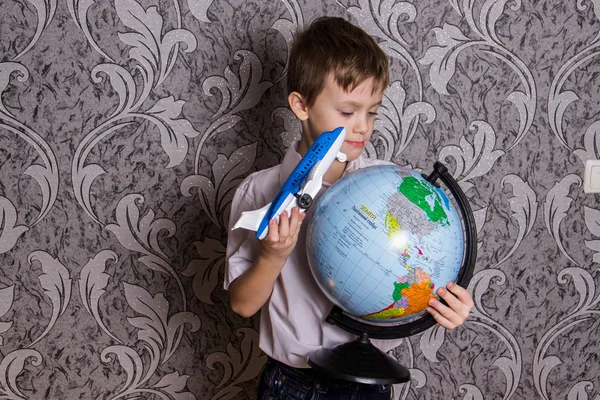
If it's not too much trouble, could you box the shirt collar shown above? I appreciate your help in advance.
[279,141,369,188]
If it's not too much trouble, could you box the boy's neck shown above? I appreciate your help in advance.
[323,159,346,184]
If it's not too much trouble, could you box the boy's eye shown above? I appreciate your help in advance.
[340,111,353,116]
[368,112,378,117]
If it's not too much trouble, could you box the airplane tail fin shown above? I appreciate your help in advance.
[232,202,271,232]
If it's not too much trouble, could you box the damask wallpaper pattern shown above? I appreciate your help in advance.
[0,0,599,399]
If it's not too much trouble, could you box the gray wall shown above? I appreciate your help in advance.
[1,0,599,399]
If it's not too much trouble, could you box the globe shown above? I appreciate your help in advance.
[306,164,466,324]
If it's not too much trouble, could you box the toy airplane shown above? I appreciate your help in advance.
[232,126,347,240]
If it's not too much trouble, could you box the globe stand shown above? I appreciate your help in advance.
[308,161,478,385]
[308,332,410,384]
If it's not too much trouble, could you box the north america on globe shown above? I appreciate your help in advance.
[307,165,465,323]
[362,175,450,320]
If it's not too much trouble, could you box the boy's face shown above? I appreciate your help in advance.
[295,74,384,162]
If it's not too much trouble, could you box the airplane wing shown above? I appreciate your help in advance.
[232,202,271,232]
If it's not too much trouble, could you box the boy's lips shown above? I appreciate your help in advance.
[345,140,365,148]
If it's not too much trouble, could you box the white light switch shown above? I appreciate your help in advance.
[584,160,600,193]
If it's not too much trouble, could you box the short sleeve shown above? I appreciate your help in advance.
[224,179,260,290]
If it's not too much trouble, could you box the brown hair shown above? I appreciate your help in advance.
[287,16,389,107]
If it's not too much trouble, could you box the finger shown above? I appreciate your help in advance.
[436,284,472,322]
[290,212,306,243]
[427,306,456,330]
[265,217,280,243]
[435,286,463,315]
[278,211,290,240]
[288,207,301,234]
[446,281,474,310]
[428,297,464,329]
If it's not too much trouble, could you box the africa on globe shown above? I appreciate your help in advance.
[306,164,465,323]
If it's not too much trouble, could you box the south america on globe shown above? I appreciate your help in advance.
[306,164,465,323]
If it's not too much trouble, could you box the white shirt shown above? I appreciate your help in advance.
[224,143,401,368]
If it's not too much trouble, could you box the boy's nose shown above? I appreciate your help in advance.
[353,115,369,134]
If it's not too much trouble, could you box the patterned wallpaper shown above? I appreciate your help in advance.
[1,0,599,399]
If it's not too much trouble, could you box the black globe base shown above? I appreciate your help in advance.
[307,332,411,385]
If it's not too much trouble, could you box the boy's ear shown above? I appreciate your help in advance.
[288,92,309,121]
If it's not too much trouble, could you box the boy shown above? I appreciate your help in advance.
[225,16,474,399]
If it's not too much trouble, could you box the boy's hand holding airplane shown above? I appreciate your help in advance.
[258,207,306,263]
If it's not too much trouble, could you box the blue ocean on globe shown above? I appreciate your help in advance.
[306,165,465,323]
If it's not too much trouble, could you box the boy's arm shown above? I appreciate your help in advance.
[229,207,305,318]
[427,281,474,329]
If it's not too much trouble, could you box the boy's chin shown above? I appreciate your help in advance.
[340,146,365,161]
[338,153,361,163]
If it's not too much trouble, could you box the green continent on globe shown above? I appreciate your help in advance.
[398,176,449,226]
[362,267,436,320]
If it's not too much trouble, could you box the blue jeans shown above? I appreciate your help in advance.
[257,357,392,400]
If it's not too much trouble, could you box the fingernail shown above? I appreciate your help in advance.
[447,281,455,289]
